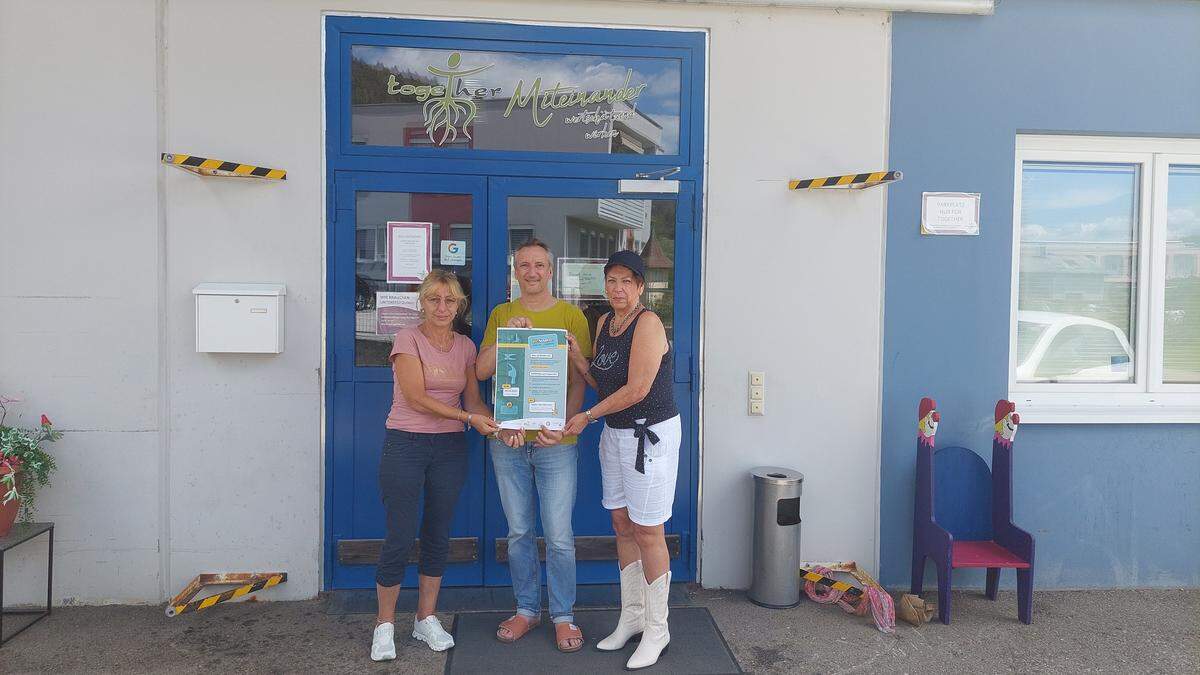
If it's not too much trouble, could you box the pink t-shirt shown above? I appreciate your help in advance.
[386,327,478,434]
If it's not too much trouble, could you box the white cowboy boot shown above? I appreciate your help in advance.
[626,571,670,670]
[596,560,645,651]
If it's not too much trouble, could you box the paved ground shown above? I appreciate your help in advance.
[2,588,1196,673]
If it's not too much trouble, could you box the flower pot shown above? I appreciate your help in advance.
[0,469,19,538]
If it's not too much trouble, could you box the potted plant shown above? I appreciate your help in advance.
[0,395,61,537]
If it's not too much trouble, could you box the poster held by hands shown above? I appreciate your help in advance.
[493,327,569,431]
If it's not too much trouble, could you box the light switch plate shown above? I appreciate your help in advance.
[749,371,765,387]
[749,400,764,416]
[749,385,764,401]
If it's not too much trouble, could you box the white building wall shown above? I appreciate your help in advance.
[0,0,887,602]
[0,0,162,604]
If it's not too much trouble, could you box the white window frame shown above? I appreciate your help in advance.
[1010,135,1200,424]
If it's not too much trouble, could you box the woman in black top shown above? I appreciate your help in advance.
[564,250,679,671]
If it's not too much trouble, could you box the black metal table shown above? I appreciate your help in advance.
[0,522,53,647]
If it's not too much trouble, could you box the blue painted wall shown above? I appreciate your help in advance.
[881,0,1200,589]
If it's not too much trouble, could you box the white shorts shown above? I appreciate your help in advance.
[599,415,681,527]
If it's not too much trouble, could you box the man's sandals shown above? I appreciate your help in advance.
[495,614,584,652]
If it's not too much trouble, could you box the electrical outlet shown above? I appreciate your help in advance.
[749,385,764,401]
[749,371,765,387]
[749,399,764,416]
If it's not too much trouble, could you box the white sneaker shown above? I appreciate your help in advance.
[370,622,396,661]
[413,615,455,652]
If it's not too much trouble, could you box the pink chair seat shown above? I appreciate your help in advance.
[951,540,1030,569]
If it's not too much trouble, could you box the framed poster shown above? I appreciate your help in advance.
[493,327,569,430]
[386,221,432,282]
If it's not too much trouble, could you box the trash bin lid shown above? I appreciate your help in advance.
[751,466,804,485]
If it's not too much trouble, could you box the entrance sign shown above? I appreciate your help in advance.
[376,291,421,335]
[493,327,569,430]
[386,221,432,282]
[558,257,608,299]
[921,192,981,235]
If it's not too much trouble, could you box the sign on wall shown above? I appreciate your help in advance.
[921,192,981,236]
[386,221,432,282]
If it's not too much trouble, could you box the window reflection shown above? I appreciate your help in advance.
[350,46,682,155]
[506,197,676,343]
[1016,162,1139,383]
[1164,165,1200,383]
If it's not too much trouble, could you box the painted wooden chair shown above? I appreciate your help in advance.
[911,397,1035,624]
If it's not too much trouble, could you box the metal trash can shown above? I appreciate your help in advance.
[748,466,804,608]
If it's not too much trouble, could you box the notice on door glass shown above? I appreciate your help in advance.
[441,239,467,266]
[387,222,432,282]
[921,192,981,235]
[558,257,608,299]
[376,291,420,336]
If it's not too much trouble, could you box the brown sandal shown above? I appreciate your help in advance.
[496,614,540,643]
[555,622,584,653]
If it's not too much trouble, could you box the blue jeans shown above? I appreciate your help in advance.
[489,439,578,624]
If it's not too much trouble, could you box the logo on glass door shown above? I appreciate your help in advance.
[387,53,494,145]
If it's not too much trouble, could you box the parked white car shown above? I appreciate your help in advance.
[1015,311,1135,383]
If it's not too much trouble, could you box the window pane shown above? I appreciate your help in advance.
[1016,162,1139,383]
[1164,165,1200,383]
[506,197,676,344]
[350,46,682,155]
[354,191,473,366]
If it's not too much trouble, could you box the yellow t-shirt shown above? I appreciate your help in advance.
[482,299,593,444]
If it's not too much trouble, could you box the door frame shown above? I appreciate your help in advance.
[323,15,706,590]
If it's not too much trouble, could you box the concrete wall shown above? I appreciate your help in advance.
[881,0,1200,589]
[1,0,889,602]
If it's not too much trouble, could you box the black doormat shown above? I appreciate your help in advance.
[444,608,742,674]
[325,583,695,615]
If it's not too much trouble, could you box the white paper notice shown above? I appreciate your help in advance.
[921,192,981,236]
[387,222,432,282]
[441,240,467,266]
[376,291,421,335]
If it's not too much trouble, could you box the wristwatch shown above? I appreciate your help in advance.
[585,409,595,424]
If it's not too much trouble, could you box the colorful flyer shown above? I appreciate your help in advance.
[493,327,569,430]
[386,221,432,282]
[376,291,421,335]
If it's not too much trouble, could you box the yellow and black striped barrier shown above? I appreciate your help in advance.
[166,572,287,617]
[800,567,864,599]
[161,153,287,180]
[788,170,901,190]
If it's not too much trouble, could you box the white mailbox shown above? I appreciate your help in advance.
[193,283,286,354]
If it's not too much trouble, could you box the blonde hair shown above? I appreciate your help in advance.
[417,269,468,317]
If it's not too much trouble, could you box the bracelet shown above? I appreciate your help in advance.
[585,409,594,424]
[465,413,473,426]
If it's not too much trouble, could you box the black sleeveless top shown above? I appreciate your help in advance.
[590,309,679,429]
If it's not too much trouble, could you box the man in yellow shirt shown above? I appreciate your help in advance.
[476,239,593,653]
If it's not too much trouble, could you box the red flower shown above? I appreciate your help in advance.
[40,414,51,427]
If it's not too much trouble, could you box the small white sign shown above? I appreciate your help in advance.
[922,192,981,236]
[441,239,467,266]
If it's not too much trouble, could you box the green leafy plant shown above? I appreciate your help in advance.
[0,395,62,521]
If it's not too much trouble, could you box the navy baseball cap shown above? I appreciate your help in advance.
[603,250,646,280]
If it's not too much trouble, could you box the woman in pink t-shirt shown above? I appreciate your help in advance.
[370,270,499,661]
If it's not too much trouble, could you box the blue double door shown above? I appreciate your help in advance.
[327,171,698,589]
